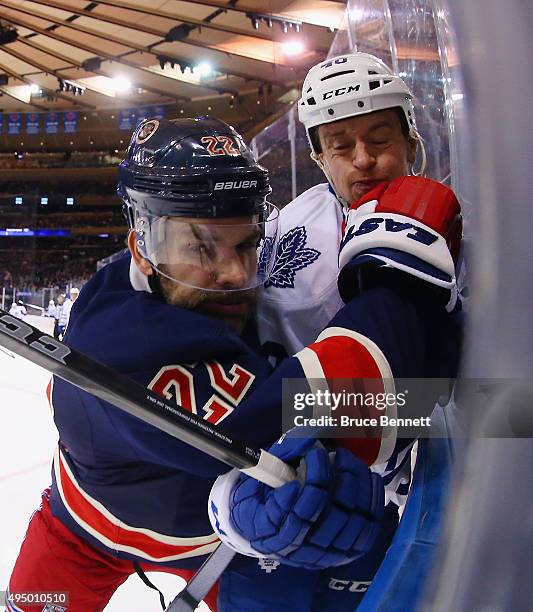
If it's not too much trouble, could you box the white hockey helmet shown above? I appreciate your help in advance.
[298,53,418,154]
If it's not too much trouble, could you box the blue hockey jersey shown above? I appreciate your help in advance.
[48,254,460,571]
[50,255,276,569]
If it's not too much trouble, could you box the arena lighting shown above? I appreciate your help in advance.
[112,76,131,93]
[282,41,305,56]
[195,62,212,77]
[165,23,195,42]
[158,55,195,74]
[349,8,365,21]
[58,78,86,96]
[40,196,48,205]
[14,196,23,205]
[246,12,302,33]
[82,57,102,72]
[29,83,40,94]
[66,196,75,205]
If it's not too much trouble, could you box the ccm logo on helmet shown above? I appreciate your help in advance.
[323,84,360,100]
[214,180,258,190]
[340,217,439,251]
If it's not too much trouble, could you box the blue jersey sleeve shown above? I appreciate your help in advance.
[236,282,461,471]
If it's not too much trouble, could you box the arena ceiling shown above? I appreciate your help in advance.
[0,1,344,141]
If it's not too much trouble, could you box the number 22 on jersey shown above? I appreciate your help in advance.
[148,361,255,425]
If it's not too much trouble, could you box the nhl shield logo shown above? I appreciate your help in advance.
[135,119,159,144]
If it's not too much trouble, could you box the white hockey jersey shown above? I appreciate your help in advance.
[258,183,346,355]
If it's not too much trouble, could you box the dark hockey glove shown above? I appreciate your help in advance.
[208,436,384,570]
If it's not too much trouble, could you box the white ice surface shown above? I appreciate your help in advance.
[0,349,210,611]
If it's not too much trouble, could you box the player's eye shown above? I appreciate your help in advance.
[367,130,393,146]
[189,243,210,256]
[332,142,351,150]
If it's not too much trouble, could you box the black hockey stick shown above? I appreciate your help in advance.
[0,310,296,610]
[0,310,294,488]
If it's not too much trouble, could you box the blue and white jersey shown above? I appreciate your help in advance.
[258,183,345,357]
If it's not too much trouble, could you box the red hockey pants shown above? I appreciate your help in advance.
[7,490,218,611]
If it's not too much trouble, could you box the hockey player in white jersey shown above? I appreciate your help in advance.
[258,53,429,514]
[9,300,27,319]
[239,52,452,607]
[258,52,426,356]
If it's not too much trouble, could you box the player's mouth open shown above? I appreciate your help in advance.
[353,180,382,194]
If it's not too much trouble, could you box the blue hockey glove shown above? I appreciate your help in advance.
[208,436,384,570]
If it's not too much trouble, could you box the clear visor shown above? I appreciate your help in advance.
[137,203,279,292]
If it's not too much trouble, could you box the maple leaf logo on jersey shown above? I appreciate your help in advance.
[265,226,320,288]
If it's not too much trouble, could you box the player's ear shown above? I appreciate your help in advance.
[127,230,152,276]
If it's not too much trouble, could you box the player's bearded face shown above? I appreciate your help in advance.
[158,271,257,334]
[156,217,260,334]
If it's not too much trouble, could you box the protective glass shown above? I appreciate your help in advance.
[137,203,279,292]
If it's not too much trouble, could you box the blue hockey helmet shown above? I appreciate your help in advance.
[118,117,279,292]
[118,116,272,221]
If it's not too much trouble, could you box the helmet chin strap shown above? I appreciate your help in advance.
[147,269,164,295]
[410,131,428,177]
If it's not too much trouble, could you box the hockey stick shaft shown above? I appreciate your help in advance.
[165,542,236,611]
[0,310,295,488]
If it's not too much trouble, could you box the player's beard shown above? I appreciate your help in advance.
[157,270,257,335]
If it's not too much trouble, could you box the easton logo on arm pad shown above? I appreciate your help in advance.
[340,216,439,250]
[338,210,456,289]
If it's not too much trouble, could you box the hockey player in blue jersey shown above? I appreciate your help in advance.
[7,114,461,612]
[7,117,390,611]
